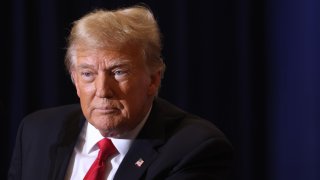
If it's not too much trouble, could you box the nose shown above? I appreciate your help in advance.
[95,73,114,99]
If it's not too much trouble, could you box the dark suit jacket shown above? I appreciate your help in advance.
[8,98,233,180]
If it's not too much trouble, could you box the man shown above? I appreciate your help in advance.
[8,5,233,180]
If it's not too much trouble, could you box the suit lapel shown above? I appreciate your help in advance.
[113,139,162,180]
[48,98,184,180]
[50,145,76,180]
[49,110,85,180]
[114,98,184,180]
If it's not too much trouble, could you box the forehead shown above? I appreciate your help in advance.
[74,47,143,67]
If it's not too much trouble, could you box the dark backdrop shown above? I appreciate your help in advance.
[1,0,320,180]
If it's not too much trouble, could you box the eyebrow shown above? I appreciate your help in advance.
[76,63,95,69]
[106,59,132,69]
[75,59,132,70]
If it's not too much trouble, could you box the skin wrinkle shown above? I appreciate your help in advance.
[71,48,161,138]
[65,6,165,138]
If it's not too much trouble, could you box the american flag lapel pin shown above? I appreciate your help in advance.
[135,158,144,167]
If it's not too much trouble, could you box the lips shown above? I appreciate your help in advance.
[94,107,119,114]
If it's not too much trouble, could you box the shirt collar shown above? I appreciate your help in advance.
[82,106,152,155]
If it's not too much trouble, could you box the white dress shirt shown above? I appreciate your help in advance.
[65,108,150,180]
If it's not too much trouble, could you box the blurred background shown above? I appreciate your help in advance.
[1,0,320,179]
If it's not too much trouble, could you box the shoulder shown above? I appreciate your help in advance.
[149,98,231,149]
[20,104,83,135]
[23,104,81,123]
[172,111,229,148]
[144,98,233,179]
[24,104,81,120]
[154,97,227,138]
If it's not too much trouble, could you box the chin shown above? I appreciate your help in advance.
[94,122,122,137]
[99,129,119,137]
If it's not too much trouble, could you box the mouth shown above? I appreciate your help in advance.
[94,107,120,114]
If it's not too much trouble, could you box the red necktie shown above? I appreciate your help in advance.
[84,138,118,180]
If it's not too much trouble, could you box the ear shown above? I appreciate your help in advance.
[147,70,162,96]
[71,71,81,98]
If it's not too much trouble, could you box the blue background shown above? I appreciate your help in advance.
[1,0,320,179]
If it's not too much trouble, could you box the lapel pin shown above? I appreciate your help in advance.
[135,158,144,167]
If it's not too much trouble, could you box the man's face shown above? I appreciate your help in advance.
[71,47,161,137]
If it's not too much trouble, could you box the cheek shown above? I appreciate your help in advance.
[78,81,95,94]
[78,83,96,103]
[83,84,95,94]
[123,80,149,98]
[119,80,149,104]
[126,82,150,109]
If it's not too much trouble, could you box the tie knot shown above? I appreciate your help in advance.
[84,138,118,180]
[97,138,118,161]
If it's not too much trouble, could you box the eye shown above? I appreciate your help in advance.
[80,71,95,82]
[81,72,92,77]
[112,68,128,80]
[114,70,125,75]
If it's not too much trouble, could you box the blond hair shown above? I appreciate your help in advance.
[65,5,165,77]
